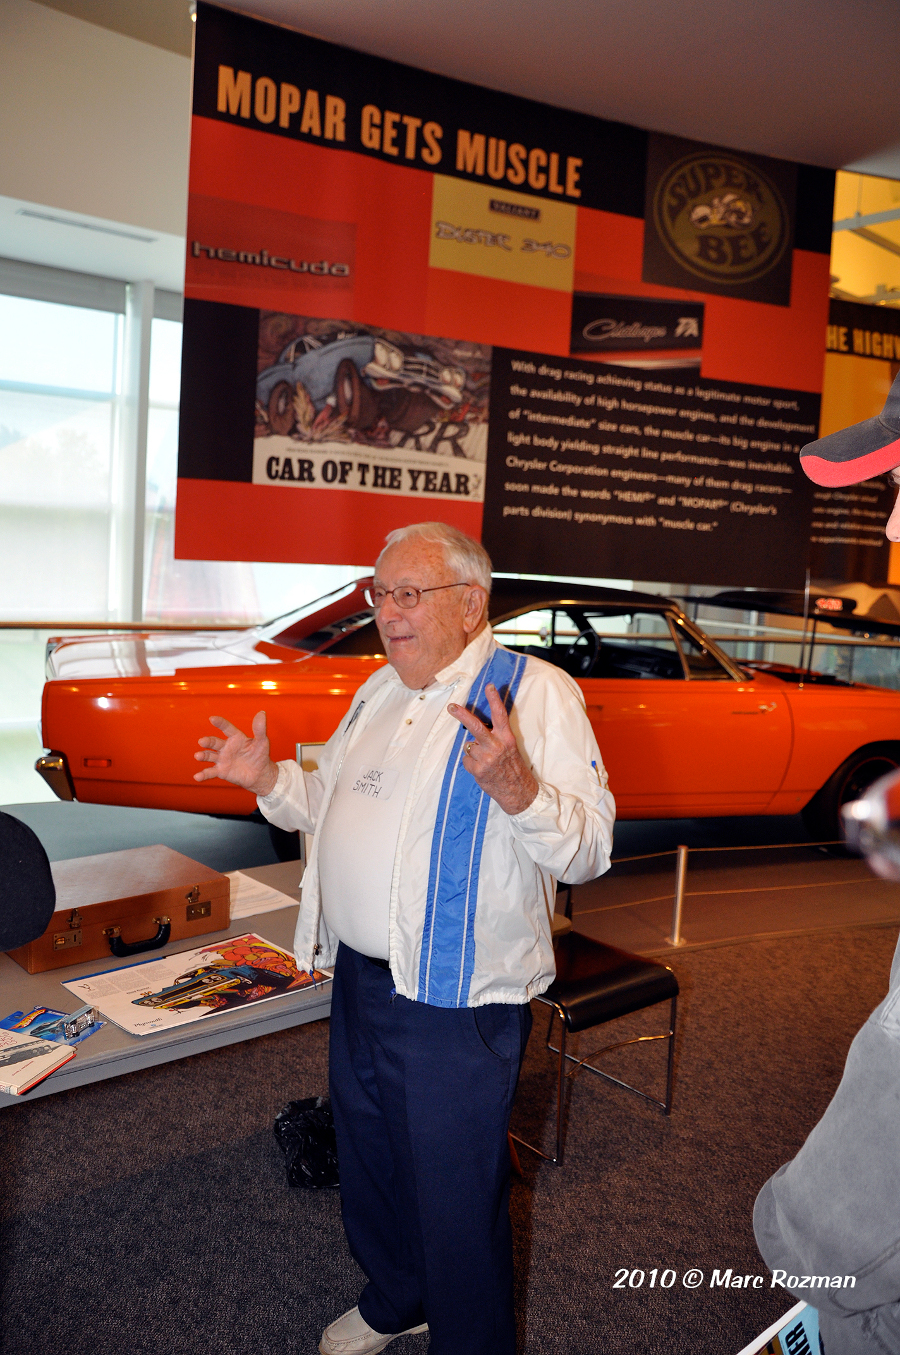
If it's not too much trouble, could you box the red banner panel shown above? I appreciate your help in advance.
[177,2,835,587]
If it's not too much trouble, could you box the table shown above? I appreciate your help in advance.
[0,861,329,1108]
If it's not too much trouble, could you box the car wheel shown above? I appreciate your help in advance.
[268,823,303,862]
[268,381,295,436]
[802,744,900,851]
[334,358,378,429]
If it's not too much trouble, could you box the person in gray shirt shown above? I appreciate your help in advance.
[754,766,900,1351]
[753,932,900,1352]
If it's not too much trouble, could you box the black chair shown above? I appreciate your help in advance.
[511,930,679,1164]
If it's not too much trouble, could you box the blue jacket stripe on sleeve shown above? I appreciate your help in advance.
[417,647,527,1008]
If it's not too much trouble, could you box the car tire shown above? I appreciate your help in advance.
[268,823,303,862]
[268,381,295,436]
[334,358,378,430]
[802,743,900,852]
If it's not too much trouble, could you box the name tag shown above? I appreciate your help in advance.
[351,766,400,800]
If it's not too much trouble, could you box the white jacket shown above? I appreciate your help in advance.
[258,625,615,1007]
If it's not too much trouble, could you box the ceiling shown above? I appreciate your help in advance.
[34,0,194,55]
[35,0,900,179]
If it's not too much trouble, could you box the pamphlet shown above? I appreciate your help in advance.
[61,932,331,1037]
[0,1007,105,1045]
[736,1301,819,1355]
[0,1028,76,1095]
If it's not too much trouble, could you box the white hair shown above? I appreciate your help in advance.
[377,522,492,593]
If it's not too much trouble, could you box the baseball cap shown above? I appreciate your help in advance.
[800,368,900,486]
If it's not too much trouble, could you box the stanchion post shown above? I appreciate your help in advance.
[667,845,689,947]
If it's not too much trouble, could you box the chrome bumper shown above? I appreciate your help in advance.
[35,751,76,801]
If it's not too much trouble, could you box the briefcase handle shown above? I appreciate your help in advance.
[104,917,171,958]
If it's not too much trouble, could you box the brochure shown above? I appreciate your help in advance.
[0,1028,76,1095]
[61,932,331,1037]
[736,1301,819,1355]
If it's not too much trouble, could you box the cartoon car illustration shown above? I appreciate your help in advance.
[132,964,295,1011]
[255,331,466,439]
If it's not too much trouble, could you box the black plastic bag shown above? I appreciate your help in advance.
[273,1095,339,1188]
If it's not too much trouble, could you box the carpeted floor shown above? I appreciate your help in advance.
[2,921,895,1355]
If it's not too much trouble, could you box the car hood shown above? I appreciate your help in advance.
[45,629,301,681]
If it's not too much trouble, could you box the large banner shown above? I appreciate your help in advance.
[176,3,834,586]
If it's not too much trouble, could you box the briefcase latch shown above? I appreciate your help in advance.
[53,911,84,949]
[53,927,82,951]
[185,885,211,921]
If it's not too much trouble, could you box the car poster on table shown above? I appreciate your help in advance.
[177,2,835,585]
[61,934,331,1037]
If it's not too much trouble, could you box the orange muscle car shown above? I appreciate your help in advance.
[37,579,900,846]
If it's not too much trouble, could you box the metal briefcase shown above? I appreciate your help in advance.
[6,844,231,974]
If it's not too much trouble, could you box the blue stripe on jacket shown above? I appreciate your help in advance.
[416,647,528,1008]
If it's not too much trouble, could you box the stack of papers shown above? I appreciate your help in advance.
[226,871,300,918]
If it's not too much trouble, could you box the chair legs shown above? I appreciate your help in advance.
[511,999,568,1164]
[510,994,678,1165]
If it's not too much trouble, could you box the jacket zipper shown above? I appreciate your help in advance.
[309,699,364,967]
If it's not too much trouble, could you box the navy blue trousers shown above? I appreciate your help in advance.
[329,944,532,1355]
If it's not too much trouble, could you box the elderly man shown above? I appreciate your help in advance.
[194,522,614,1355]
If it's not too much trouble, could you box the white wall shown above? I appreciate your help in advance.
[0,0,191,238]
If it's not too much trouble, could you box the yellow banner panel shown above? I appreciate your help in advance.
[429,175,576,293]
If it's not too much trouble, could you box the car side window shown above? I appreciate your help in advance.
[495,607,607,677]
[495,608,686,680]
[493,608,558,656]
[585,611,684,680]
[670,620,734,680]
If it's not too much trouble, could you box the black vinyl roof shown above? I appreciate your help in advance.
[265,576,676,654]
[487,578,672,624]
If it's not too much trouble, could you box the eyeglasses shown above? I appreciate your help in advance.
[364,582,470,610]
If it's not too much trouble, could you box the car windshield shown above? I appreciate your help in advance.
[256,580,372,651]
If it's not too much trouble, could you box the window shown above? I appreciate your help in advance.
[496,606,684,678]
[495,605,735,680]
[0,292,122,620]
[670,617,734,680]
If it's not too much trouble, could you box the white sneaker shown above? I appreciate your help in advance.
[318,1306,428,1354]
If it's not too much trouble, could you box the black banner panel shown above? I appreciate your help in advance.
[643,134,797,307]
[482,351,819,588]
[570,294,704,358]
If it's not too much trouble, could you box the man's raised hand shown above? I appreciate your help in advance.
[448,683,538,816]
[193,710,279,797]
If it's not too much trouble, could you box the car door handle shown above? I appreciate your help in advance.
[731,703,777,714]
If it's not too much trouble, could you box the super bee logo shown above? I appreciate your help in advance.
[652,152,789,286]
